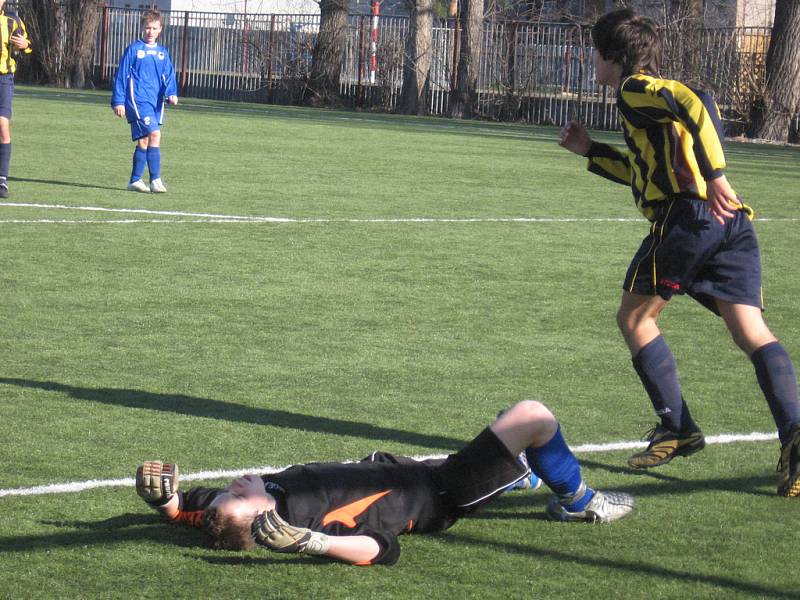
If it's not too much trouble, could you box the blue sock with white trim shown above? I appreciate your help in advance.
[146,146,161,180]
[525,426,595,511]
[130,146,147,183]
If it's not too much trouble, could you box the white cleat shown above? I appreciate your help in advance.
[127,179,150,193]
[150,178,167,193]
[547,490,634,523]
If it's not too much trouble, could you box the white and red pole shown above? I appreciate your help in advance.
[369,1,380,84]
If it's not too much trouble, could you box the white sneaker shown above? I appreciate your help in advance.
[127,179,150,193]
[150,178,167,193]
[547,490,634,523]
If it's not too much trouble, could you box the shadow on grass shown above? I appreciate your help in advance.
[0,513,204,553]
[0,377,464,451]
[439,531,800,599]
[9,176,122,192]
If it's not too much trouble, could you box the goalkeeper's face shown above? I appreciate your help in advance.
[209,474,276,521]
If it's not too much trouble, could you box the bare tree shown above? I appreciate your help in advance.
[19,0,103,88]
[449,0,483,118]
[748,0,800,141]
[306,0,349,106]
[397,0,434,115]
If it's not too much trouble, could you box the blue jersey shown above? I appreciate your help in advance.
[111,39,177,123]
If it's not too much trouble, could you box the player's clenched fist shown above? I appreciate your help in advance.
[251,509,330,555]
[559,121,592,157]
[135,460,179,506]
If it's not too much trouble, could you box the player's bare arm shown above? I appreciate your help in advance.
[705,174,740,224]
[559,121,592,156]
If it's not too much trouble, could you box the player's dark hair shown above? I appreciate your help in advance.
[202,507,256,551]
[591,9,661,76]
[141,9,163,27]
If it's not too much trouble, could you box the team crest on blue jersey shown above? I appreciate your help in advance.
[137,50,145,59]
[158,52,165,60]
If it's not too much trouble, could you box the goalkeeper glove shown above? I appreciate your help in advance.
[136,461,179,506]
[251,510,330,555]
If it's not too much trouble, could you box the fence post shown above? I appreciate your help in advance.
[369,0,380,85]
[357,14,366,103]
[576,25,583,123]
[180,11,190,95]
[267,14,276,103]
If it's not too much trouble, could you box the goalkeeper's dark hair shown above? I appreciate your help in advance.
[202,507,255,551]
[591,9,661,76]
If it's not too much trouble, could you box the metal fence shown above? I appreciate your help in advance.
[94,6,779,132]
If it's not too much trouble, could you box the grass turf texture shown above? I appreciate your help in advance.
[1,86,799,598]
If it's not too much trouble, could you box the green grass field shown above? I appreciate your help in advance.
[1,86,799,599]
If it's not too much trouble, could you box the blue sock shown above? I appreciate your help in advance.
[130,146,147,183]
[525,426,595,511]
[751,341,800,444]
[0,142,11,179]
[633,335,699,433]
[146,146,161,180]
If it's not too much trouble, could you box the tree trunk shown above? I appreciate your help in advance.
[307,0,349,106]
[18,0,103,88]
[397,0,433,115]
[449,0,483,119]
[66,0,103,89]
[748,0,800,141]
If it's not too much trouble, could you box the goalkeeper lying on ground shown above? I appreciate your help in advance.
[136,400,634,566]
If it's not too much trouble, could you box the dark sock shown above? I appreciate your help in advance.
[632,335,699,433]
[0,142,11,180]
[751,341,800,444]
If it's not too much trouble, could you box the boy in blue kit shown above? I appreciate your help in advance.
[111,9,178,193]
[0,0,32,199]
[559,9,800,497]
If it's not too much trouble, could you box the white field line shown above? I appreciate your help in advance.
[0,430,778,499]
[1,202,798,223]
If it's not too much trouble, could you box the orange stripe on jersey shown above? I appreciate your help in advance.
[173,510,205,528]
[321,490,391,528]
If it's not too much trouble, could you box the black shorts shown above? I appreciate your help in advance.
[0,74,13,119]
[435,427,527,513]
[624,197,763,315]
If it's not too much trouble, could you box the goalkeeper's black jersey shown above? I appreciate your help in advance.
[176,452,457,565]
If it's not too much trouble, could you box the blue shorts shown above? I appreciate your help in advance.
[624,197,763,315]
[0,74,14,119]
[128,105,161,141]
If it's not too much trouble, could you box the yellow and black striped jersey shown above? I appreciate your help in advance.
[586,73,747,221]
[0,10,31,75]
